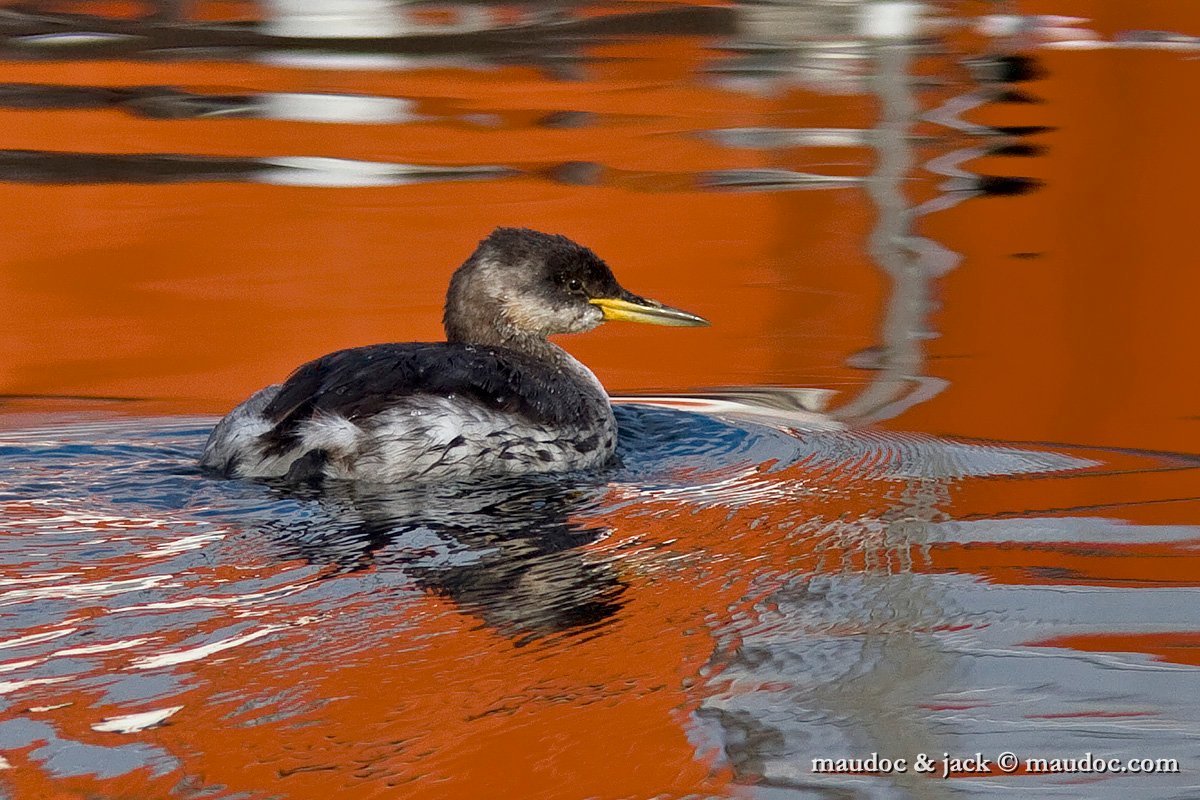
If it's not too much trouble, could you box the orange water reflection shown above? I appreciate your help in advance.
[1,2,1198,798]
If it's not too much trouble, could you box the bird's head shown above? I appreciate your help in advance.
[444,227,708,346]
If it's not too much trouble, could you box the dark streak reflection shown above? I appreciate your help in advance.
[0,83,598,129]
[0,149,870,191]
[0,149,514,185]
[0,5,736,61]
[260,474,625,644]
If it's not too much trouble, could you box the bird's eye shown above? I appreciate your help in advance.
[567,278,583,292]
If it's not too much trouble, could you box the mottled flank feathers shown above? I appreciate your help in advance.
[200,343,616,483]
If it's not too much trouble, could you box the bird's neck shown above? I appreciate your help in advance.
[445,316,608,411]
[444,313,565,365]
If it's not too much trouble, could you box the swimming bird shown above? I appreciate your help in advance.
[199,227,708,483]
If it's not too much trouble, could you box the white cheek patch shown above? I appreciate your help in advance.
[502,293,554,332]
[574,305,605,333]
[471,256,603,336]
[504,295,602,335]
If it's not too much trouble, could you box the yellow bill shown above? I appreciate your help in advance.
[589,296,709,327]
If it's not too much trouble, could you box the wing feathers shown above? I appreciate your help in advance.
[258,343,593,455]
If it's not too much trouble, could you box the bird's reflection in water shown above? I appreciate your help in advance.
[246,405,754,645]
[263,474,625,645]
[237,404,812,645]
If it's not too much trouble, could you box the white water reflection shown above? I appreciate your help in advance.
[91,705,181,733]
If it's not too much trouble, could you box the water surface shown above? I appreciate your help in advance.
[1,2,1198,798]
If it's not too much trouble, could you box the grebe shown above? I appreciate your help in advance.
[199,227,708,483]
